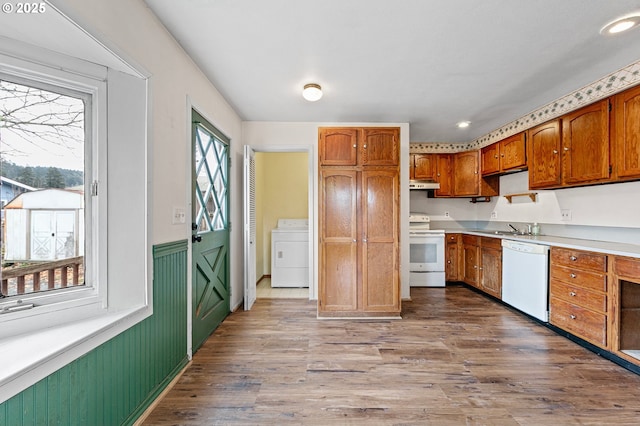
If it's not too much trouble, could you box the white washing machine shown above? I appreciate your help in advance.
[271,218,309,288]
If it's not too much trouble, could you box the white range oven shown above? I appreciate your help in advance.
[409,213,445,287]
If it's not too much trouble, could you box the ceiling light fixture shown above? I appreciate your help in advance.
[302,83,323,102]
[457,121,471,129]
[600,13,640,35]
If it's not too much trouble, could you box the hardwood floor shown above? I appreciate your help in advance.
[143,285,640,425]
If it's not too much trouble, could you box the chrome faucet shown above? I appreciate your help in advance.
[508,224,520,234]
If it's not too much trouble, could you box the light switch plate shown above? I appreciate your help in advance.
[172,207,186,224]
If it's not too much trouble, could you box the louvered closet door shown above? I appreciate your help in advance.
[243,145,257,310]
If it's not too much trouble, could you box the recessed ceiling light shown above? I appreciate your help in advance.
[302,83,323,102]
[457,121,471,129]
[600,13,640,35]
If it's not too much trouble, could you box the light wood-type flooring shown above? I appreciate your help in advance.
[143,285,640,425]
[256,278,309,299]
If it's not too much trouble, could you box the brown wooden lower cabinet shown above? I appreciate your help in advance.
[549,297,607,347]
[549,247,609,348]
[479,237,502,299]
[462,235,479,288]
[611,256,640,366]
[459,235,501,298]
[445,233,461,281]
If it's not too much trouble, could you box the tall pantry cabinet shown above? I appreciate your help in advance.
[318,127,400,318]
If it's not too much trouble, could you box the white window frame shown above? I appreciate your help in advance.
[0,51,106,336]
[0,68,104,333]
[0,38,151,403]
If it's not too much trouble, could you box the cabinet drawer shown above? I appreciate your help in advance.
[550,264,607,292]
[462,235,479,245]
[446,233,460,243]
[551,247,606,272]
[549,281,607,313]
[550,297,607,347]
[480,236,501,250]
[614,256,640,279]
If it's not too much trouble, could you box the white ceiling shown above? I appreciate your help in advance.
[4,2,637,144]
[144,0,640,143]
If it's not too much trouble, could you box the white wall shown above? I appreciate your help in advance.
[242,122,412,300]
[411,170,640,244]
[54,0,245,309]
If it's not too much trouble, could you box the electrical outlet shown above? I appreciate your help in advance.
[444,211,450,218]
[561,209,572,221]
[172,207,186,224]
[491,211,498,219]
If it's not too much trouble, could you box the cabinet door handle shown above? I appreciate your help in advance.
[494,154,498,159]
[352,239,357,243]
[564,147,569,151]
[501,154,505,157]
[353,144,357,148]
[363,238,367,243]
[570,273,577,278]
[363,144,367,149]
[553,149,558,154]
[447,260,451,264]
[570,314,577,320]
[570,291,576,297]
[570,256,577,261]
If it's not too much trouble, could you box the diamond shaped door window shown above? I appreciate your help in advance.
[195,125,228,233]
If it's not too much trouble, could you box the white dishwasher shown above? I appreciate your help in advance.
[501,240,550,322]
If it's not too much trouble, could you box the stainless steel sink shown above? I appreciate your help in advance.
[474,230,545,237]
[475,230,520,236]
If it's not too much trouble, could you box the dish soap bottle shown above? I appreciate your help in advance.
[531,222,541,236]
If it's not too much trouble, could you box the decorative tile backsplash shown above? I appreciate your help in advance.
[411,59,640,154]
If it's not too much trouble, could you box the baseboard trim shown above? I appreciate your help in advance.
[132,359,192,425]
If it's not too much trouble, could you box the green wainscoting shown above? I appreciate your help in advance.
[0,240,189,425]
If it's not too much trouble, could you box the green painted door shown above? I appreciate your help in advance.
[192,110,230,352]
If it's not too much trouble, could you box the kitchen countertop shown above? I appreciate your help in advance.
[446,229,640,259]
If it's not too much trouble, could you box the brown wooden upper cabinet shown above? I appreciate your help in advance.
[481,132,527,176]
[453,150,499,197]
[528,99,610,189]
[562,99,610,186]
[319,127,358,166]
[362,128,399,166]
[434,154,453,197]
[527,119,562,189]
[614,84,640,180]
[320,127,399,167]
[409,153,436,180]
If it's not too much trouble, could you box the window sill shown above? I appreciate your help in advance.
[0,304,151,403]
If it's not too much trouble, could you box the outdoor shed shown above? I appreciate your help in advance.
[3,189,84,262]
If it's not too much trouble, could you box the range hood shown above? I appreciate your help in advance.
[409,180,440,190]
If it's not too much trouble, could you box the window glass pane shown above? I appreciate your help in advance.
[0,79,85,297]
[194,123,227,233]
